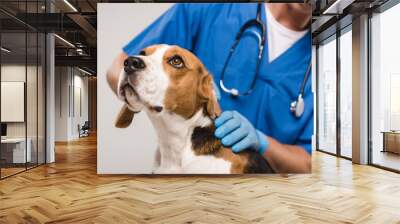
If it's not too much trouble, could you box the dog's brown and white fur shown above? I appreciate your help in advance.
[108,44,273,174]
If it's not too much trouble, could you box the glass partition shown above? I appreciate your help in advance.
[1,30,28,178]
[0,1,46,179]
[26,0,45,169]
[27,31,38,169]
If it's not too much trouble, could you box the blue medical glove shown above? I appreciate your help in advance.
[214,111,269,155]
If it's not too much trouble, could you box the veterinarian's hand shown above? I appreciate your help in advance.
[214,111,269,155]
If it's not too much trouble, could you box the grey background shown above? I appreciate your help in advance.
[97,3,173,174]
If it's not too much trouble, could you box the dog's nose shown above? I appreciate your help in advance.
[124,56,145,74]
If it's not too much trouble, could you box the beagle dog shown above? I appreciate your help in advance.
[108,44,273,174]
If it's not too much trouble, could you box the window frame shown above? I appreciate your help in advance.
[315,24,352,160]
[367,0,400,173]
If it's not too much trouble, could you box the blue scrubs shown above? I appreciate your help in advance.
[123,3,313,154]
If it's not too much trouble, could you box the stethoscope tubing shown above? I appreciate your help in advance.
[219,3,265,97]
[218,3,311,118]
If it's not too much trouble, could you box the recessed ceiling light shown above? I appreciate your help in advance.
[78,67,93,76]
[63,0,78,12]
[323,0,354,15]
[54,34,75,48]
[1,47,11,53]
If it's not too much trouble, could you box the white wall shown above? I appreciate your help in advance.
[55,67,69,141]
[71,73,89,138]
[54,67,89,141]
[97,4,173,174]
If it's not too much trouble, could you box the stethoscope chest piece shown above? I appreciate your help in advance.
[219,80,239,97]
[290,94,304,118]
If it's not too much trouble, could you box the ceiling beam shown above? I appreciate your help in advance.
[12,13,82,32]
[322,0,356,15]
[55,55,96,72]
[67,13,97,39]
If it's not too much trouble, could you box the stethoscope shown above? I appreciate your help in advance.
[219,3,311,118]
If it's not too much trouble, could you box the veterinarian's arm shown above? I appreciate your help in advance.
[260,108,312,173]
[262,137,311,173]
[122,3,205,56]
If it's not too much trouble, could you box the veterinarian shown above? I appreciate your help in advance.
[108,3,312,173]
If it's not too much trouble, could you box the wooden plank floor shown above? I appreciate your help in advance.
[1,134,400,224]
[0,167,26,178]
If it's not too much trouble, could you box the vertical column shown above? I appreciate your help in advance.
[352,14,369,164]
[336,29,341,157]
[312,45,317,151]
[46,1,55,163]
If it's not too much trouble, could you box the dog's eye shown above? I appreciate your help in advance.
[139,50,146,56]
[168,56,184,68]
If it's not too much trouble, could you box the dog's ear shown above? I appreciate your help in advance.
[107,52,128,96]
[198,74,221,119]
[115,104,135,128]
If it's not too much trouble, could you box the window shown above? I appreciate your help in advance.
[390,75,400,130]
[370,3,400,171]
[339,28,352,158]
[317,36,337,154]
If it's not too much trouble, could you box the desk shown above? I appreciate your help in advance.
[381,131,400,155]
[1,138,31,163]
